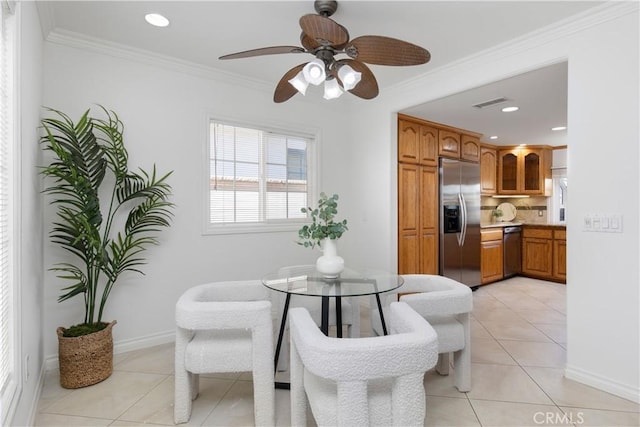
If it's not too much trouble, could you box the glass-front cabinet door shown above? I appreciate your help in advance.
[498,148,549,195]
[498,152,518,193]
[523,151,541,192]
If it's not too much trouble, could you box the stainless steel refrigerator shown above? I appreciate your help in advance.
[440,158,481,288]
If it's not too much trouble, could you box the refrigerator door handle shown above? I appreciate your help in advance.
[455,193,463,246]
[459,192,467,246]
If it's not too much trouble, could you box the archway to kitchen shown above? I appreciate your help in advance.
[395,61,569,366]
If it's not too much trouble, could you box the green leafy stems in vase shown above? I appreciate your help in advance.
[297,192,348,249]
[492,208,503,223]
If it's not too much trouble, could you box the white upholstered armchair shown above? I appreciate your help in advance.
[371,274,473,392]
[174,280,275,425]
[289,301,439,427]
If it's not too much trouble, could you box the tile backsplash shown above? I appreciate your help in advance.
[481,196,549,224]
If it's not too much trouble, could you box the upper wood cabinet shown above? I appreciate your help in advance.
[438,130,461,159]
[461,135,481,162]
[498,147,551,195]
[398,119,438,166]
[480,146,497,195]
[439,131,481,162]
[398,115,481,164]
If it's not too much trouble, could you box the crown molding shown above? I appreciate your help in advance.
[390,1,639,93]
[44,28,334,106]
[35,0,55,39]
[45,28,274,94]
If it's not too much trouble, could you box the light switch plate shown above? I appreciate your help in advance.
[584,214,623,233]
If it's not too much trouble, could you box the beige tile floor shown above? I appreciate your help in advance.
[34,277,639,426]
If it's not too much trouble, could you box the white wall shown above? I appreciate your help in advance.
[41,41,353,360]
[11,1,45,426]
[565,9,639,401]
[343,3,639,402]
[552,148,567,169]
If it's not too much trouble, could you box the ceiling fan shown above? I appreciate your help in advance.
[219,0,431,103]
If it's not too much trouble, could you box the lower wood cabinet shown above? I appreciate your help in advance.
[481,228,503,284]
[553,229,567,281]
[522,226,566,283]
[398,163,438,274]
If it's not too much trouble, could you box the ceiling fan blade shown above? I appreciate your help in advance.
[333,23,351,50]
[299,14,349,47]
[274,64,306,103]
[336,59,379,100]
[345,36,431,66]
[219,46,306,60]
[300,32,320,51]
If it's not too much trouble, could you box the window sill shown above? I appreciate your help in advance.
[203,220,307,236]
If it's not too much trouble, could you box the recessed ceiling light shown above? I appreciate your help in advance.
[489,136,498,140]
[501,106,519,113]
[552,126,567,131]
[145,13,169,27]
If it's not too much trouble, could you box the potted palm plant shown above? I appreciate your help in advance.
[298,192,348,277]
[39,107,174,388]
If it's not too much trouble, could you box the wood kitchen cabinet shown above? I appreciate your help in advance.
[522,226,566,283]
[553,229,567,281]
[461,134,481,162]
[397,114,482,274]
[398,118,438,166]
[480,146,497,195]
[481,228,503,284]
[438,130,461,159]
[498,147,551,195]
[438,131,481,162]
[398,163,438,274]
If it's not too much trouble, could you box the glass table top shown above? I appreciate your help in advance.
[262,265,404,298]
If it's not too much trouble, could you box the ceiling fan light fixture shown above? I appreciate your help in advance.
[337,64,362,91]
[303,59,326,86]
[288,70,309,95]
[323,78,343,100]
[219,1,429,103]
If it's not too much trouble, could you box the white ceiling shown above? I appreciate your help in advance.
[402,61,569,146]
[39,1,603,146]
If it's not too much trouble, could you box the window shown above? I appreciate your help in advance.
[206,120,316,233]
[0,0,16,423]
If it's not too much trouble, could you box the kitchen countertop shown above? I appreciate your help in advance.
[481,222,566,229]
[481,222,523,229]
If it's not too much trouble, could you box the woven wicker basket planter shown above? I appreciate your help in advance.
[57,320,117,389]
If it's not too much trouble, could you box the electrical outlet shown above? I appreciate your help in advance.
[538,210,543,217]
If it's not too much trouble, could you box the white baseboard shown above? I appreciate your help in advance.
[565,364,640,404]
[26,364,46,427]
[44,329,175,371]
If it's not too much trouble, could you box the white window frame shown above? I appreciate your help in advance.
[0,1,19,424]
[203,116,319,235]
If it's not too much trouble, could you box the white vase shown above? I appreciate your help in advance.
[316,238,344,278]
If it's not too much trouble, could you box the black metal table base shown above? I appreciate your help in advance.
[273,292,389,389]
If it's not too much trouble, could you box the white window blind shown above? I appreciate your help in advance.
[0,0,16,421]
[207,121,314,232]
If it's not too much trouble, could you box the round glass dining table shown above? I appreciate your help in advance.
[262,265,404,388]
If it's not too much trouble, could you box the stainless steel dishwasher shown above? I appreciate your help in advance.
[503,226,522,278]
